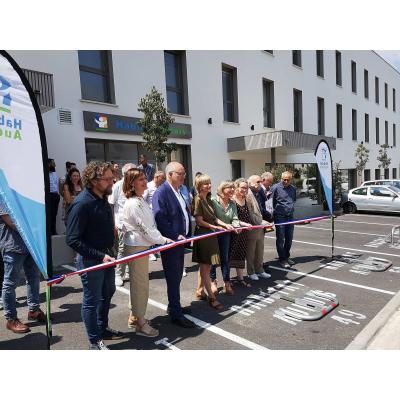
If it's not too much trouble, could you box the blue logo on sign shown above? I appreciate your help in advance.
[0,75,12,112]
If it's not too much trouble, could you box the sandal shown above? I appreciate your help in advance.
[237,279,251,288]
[136,321,159,338]
[208,297,224,311]
[195,290,208,301]
[211,279,219,296]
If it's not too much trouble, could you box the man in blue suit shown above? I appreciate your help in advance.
[152,162,195,328]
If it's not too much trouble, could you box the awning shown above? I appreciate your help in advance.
[227,130,336,154]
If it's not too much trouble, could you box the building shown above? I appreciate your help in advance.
[9,50,400,191]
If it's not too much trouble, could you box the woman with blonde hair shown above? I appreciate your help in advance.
[192,174,230,310]
[210,180,252,295]
[122,169,174,337]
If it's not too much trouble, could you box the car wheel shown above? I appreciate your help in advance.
[343,202,357,214]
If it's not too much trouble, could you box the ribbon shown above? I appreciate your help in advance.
[47,214,330,286]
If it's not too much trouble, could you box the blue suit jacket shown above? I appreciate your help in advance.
[152,182,191,240]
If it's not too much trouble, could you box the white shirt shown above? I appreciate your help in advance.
[108,179,126,230]
[168,182,189,235]
[143,180,157,208]
[122,196,167,246]
[49,172,59,193]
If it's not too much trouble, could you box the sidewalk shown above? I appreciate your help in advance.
[347,289,400,350]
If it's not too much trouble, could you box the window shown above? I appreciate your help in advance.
[393,168,397,179]
[375,117,380,144]
[352,109,357,140]
[375,168,380,180]
[336,51,342,86]
[351,61,357,93]
[263,79,275,128]
[384,169,390,179]
[385,83,388,108]
[222,65,238,122]
[394,124,397,147]
[316,50,324,77]
[352,187,367,196]
[164,51,189,115]
[336,104,343,138]
[292,50,302,67]
[231,160,242,180]
[78,50,114,103]
[385,120,389,145]
[317,97,325,135]
[364,69,369,99]
[293,89,303,132]
[364,113,369,143]
[370,187,392,197]
[375,77,379,104]
[264,50,274,54]
[393,88,396,111]
[364,169,371,182]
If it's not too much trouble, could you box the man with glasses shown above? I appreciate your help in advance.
[270,171,297,268]
[67,161,124,349]
[152,162,195,328]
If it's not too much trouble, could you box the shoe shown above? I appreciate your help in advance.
[171,316,196,329]
[182,267,187,277]
[128,314,138,330]
[248,274,259,281]
[287,258,296,265]
[167,305,192,315]
[115,275,124,286]
[223,281,234,295]
[211,279,219,296]
[279,261,291,268]
[258,272,271,279]
[28,309,46,323]
[89,340,109,350]
[102,327,124,340]
[149,254,157,261]
[195,290,208,301]
[208,297,224,310]
[6,319,30,334]
[136,321,159,337]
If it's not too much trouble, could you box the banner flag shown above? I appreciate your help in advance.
[314,139,333,215]
[0,51,49,279]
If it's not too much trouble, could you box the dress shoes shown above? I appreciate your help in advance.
[171,316,196,329]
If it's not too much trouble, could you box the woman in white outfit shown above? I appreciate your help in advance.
[122,169,174,337]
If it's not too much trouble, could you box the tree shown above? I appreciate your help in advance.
[137,86,177,170]
[377,144,391,178]
[355,143,369,182]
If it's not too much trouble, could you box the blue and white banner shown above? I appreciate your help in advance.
[314,140,333,215]
[0,51,49,278]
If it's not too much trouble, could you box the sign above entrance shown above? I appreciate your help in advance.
[83,111,192,139]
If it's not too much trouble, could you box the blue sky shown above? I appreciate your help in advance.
[376,51,400,72]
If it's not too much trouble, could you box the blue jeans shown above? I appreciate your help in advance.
[2,251,40,320]
[210,232,231,282]
[274,214,295,261]
[80,260,116,344]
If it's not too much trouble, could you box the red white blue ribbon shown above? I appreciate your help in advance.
[47,214,330,286]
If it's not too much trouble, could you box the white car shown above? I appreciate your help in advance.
[361,179,400,190]
[342,185,400,213]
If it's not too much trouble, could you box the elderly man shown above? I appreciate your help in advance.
[270,171,297,268]
[246,175,272,281]
[261,171,274,217]
[108,163,137,286]
[152,162,195,328]
[67,161,123,350]
[143,171,166,208]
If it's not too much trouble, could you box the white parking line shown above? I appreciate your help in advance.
[342,213,400,220]
[60,264,268,351]
[264,238,400,258]
[296,226,385,237]
[268,265,396,296]
[320,219,394,227]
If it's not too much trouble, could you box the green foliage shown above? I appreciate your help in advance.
[137,86,177,170]
[355,143,370,180]
[377,144,391,170]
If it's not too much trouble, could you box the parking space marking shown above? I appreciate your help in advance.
[267,265,396,295]
[325,220,395,227]
[296,226,385,237]
[342,213,400,220]
[264,238,400,259]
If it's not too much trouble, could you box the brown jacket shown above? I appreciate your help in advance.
[246,190,266,240]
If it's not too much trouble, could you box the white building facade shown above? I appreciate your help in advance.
[8,50,400,188]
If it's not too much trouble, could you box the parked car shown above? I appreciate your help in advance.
[342,185,400,213]
[299,177,316,197]
[361,179,400,189]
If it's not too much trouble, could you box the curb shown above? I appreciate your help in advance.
[346,288,400,350]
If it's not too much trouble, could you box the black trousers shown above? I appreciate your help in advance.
[49,192,60,235]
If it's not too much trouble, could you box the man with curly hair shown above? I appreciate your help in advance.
[66,161,124,350]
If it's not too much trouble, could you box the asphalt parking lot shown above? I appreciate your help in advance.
[1,211,399,350]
